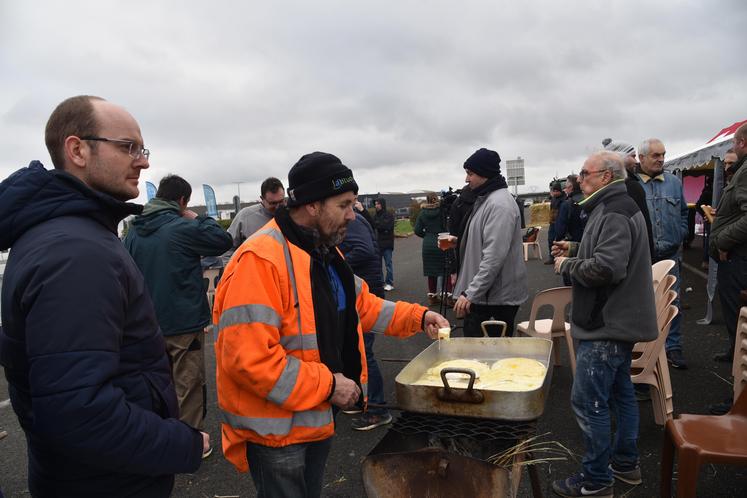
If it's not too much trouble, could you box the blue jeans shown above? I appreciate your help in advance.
[364,333,388,415]
[660,256,682,352]
[246,438,332,498]
[381,248,394,286]
[571,340,639,485]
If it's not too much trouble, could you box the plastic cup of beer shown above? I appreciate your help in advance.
[438,232,455,250]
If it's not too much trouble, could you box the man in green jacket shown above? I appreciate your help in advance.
[124,175,232,455]
[709,123,747,413]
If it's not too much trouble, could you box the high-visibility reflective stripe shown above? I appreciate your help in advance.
[218,304,281,333]
[221,407,333,436]
[280,238,303,336]
[267,356,300,405]
[354,275,363,297]
[251,226,304,337]
[370,300,396,333]
[280,334,319,351]
[249,227,285,244]
[361,382,368,398]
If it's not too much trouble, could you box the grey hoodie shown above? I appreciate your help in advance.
[560,180,657,343]
[453,188,528,306]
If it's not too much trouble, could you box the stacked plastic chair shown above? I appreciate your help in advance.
[516,286,575,376]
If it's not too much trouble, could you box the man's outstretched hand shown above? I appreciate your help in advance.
[423,311,450,339]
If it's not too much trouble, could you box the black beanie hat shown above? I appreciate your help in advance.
[286,152,359,207]
[464,148,502,178]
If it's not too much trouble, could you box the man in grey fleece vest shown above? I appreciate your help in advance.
[550,151,658,498]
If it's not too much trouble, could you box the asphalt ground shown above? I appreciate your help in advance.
[1,225,746,497]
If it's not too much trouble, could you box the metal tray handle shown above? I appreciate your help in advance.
[437,368,485,404]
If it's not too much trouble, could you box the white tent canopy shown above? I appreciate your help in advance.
[665,119,746,172]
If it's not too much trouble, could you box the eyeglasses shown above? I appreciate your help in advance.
[578,169,606,179]
[81,136,150,160]
[262,199,285,207]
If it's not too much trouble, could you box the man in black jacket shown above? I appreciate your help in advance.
[373,197,396,290]
[0,96,206,497]
[339,206,393,431]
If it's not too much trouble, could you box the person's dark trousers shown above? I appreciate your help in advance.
[572,340,638,487]
[463,304,519,337]
[363,333,388,416]
[547,224,556,261]
[717,255,747,356]
[246,438,333,498]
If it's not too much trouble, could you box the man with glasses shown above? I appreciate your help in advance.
[228,177,286,249]
[0,96,207,497]
[636,138,688,369]
[551,151,657,497]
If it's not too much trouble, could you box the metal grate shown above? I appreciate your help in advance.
[390,411,536,442]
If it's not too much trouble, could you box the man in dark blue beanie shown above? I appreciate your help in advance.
[463,147,502,178]
[452,148,528,337]
[214,151,450,498]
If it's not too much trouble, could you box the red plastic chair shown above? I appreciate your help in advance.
[660,388,747,497]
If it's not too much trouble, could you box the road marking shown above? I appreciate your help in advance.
[681,261,707,280]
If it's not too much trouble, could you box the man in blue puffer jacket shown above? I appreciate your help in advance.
[125,174,232,442]
[0,96,205,497]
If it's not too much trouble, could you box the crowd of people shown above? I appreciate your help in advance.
[0,94,745,498]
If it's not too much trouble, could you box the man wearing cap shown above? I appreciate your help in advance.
[213,151,449,497]
[452,148,528,337]
[636,138,688,369]
[602,139,654,259]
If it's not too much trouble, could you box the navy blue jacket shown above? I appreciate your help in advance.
[0,162,202,497]
[124,198,232,336]
[339,213,385,297]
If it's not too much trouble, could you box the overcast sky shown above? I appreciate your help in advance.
[1,0,745,205]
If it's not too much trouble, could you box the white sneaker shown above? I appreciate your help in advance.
[384,284,394,291]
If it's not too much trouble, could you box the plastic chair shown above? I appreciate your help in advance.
[652,259,675,288]
[633,274,676,357]
[516,287,575,375]
[203,267,223,311]
[660,387,747,498]
[522,226,543,261]
[631,302,678,426]
[734,307,747,401]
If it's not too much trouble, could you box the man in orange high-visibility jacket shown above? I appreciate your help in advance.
[214,151,449,498]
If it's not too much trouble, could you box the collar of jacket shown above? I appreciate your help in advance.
[579,179,626,212]
[731,154,747,176]
[637,172,666,183]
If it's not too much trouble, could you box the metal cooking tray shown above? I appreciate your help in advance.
[395,337,553,421]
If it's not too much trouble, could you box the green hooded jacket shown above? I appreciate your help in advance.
[124,198,232,335]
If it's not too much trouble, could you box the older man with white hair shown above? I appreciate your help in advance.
[636,138,688,369]
[551,151,657,498]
